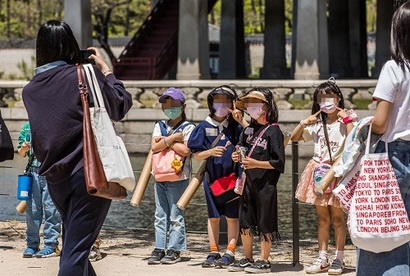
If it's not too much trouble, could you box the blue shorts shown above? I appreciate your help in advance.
[203,179,239,219]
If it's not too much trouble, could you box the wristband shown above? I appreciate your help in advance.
[299,120,307,128]
[164,138,170,147]
[343,116,353,124]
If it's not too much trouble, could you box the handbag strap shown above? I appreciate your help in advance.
[24,154,35,173]
[322,120,334,164]
[158,120,192,136]
[247,123,276,157]
[210,127,227,149]
[365,122,389,154]
[83,64,105,109]
[76,64,89,110]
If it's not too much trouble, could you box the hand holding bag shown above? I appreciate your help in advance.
[77,65,127,200]
[348,124,410,253]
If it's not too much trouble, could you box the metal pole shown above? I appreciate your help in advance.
[292,141,300,266]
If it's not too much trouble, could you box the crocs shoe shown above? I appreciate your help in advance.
[23,247,39,258]
[35,246,60,258]
[201,252,221,268]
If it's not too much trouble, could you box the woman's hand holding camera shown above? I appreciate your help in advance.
[86,47,112,76]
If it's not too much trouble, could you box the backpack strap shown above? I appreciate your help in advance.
[157,120,194,137]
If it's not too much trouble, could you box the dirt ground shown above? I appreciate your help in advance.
[0,220,356,276]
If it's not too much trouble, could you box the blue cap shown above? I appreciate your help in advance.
[159,87,186,103]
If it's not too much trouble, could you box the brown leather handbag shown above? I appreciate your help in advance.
[76,65,127,200]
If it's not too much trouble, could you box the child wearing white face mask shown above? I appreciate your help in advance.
[148,87,196,265]
[188,85,248,269]
[290,79,357,275]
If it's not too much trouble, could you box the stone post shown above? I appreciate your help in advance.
[294,0,328,81]
[64,0,92,49]
[177,0,210,80]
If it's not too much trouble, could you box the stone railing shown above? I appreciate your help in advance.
[0,79,377,155]
[0,79,377,109]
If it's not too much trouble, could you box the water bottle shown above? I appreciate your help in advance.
[234,171,246,195]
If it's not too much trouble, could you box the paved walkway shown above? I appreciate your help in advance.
[0,221,356,275]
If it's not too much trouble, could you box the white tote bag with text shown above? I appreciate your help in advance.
[83,64,135,192]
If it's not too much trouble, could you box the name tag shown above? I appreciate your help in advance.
[205,128,218,136]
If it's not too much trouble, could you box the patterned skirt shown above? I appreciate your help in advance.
[295,159,341,208]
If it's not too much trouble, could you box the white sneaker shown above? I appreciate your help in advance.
[328,258,345,275]
[305,257,330,274]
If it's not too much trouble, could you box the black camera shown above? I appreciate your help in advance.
[80,49,96,64]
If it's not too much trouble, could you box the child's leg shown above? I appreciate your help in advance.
[305,206,332,273]
[225,217,239,252]
[26,172,42,249]
[316,205,331,255]
[208,217,220,250]
[41,176,61,249]
[241,229,254,260]
[260,237,272,261]
[330,206,346,260]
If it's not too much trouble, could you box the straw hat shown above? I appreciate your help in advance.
[235,91,268,110]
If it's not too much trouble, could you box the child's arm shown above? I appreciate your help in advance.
[193,146,226,161]
[336,107,356,134]
[151,132,183,153]
[170,141,191,157]
[18,142,30,157]
[17,124,29,157]
[290,110,321,142]
[241,158,273,169]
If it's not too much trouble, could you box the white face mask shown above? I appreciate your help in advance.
[246,103,264,120]
[213,103,230,118]
[319,102,337,114]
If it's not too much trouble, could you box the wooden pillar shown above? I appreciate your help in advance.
[348,0,368,78]
[219,0,246,79]
[260,0,287,79]
[371,1,394,78]
[328,0,350,78]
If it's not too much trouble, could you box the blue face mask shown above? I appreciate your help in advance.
[163,107,182,120]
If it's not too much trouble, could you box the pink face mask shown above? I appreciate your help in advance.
[319,102,337,114]
[246,103,264,120]
[213,103,230,117]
